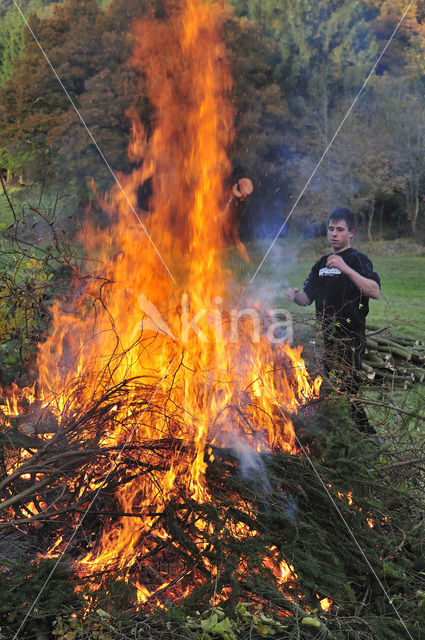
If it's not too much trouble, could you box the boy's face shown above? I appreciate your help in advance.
[327,218,354,253]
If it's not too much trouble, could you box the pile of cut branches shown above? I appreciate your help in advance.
[363,324,425,387]
[1,381,424,639]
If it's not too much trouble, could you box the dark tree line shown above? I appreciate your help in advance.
[1,0,425,237]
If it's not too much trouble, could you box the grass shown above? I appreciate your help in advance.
[367,252,425,337]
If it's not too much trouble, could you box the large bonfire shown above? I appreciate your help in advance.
[0,0,321,606]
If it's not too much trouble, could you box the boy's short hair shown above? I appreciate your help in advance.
[327,207,356,231]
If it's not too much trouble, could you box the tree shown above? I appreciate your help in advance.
[229,0,380,232]
[377,77,425,233]
[0,0,291,211]
[0,0,54,87]
[222,13,290,193]
[232,0,379,95]
[0,0,152,195]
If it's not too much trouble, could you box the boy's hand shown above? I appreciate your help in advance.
[284,287,299,302]
[326,254,349,273]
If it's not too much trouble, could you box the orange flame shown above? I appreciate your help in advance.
[6,0,321,604]
[0,382,36,417]
[320,597,332,611]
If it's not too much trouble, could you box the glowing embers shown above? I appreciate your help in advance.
[319,597,333,611]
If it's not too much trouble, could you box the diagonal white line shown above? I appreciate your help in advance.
[250,0,416,285]
[252,359,415,639]
[12,1,176,284]
[11,354,178,640]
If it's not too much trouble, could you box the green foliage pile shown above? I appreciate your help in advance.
[0,390,424,639]
[0,558,82,637]
[50,603,319,640]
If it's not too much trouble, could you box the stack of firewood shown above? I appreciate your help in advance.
[363,324,425,387]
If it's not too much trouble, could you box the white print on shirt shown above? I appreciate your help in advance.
[318,267,342,276]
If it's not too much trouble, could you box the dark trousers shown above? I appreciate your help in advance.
[322,332,375,434]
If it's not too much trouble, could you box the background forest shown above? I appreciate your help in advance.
[1,0,425,240]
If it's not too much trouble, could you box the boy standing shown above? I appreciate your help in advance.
[285,208,380,433]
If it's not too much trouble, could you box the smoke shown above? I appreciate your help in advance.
[225,430,271,494]
[224,431,299,519]
[280,491,298,520]
[226,236,295,335]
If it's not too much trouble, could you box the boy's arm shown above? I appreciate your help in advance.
[345,269,380,298]
[326,255,380,299]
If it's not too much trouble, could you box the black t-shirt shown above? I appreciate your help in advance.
[303,248,380,336]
